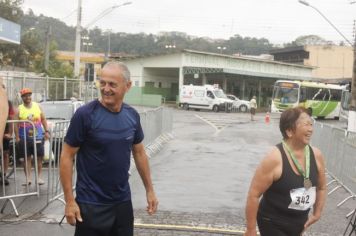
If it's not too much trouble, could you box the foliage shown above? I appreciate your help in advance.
[284,35,328,47]
[0,0,24,22]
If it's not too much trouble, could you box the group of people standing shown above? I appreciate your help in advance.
[1,62,327,236]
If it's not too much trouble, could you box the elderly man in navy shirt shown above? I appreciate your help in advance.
[60,61,158,236]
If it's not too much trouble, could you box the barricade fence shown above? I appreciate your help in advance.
[311,122,356,217]
[0,120,40,216]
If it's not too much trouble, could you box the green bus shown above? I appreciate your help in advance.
[271,80,343,119]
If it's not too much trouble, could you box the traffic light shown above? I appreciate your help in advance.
[84,63,94,81]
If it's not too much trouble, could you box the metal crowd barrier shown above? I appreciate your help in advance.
[311,122,356,218]
[0,120,40,216]
[41,120,74,211]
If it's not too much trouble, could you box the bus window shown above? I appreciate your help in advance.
[274,86,298,103]
[330,89,341,101]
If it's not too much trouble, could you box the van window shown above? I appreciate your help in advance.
[207,91,215,99]
[194,90,205,97]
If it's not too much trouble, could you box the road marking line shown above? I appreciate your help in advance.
[135,223,247,234]
[195,114,224,135]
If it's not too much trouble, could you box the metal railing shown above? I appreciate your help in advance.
[311,122,356,218]
[0,120,40,216]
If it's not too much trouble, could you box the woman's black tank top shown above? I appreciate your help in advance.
[258,143,318,225]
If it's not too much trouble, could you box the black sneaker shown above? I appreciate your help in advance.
[0,174,10,186]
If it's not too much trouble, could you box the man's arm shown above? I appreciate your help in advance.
[0,78,8,148]
[132,142,158,215]
[39,106,50,140]
[60,142,82,225]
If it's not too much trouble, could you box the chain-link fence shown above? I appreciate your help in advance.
[0,72,99,105]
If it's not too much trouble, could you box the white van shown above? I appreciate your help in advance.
[179,84,233,112]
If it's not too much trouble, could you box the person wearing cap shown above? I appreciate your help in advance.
[15,88,50,185]
[250,96,257,121]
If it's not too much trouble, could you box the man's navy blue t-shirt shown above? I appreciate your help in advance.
[64,100,144,205]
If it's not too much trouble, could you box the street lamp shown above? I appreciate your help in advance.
[82,42,93,52]
[298,0,356,132]
[217,46,226,54]
[298,0,353,46]
[74,1,132,78]
[165,44,176,49]
[102,29,112,60]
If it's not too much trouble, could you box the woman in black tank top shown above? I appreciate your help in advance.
[244,107,327,236]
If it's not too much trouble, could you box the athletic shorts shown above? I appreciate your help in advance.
[257,213,305,236]
[75,200,134,236]
[17,139,44,160]
[250,108,256,115]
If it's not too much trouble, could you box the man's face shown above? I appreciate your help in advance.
[99,66,131,107]
[21,93,32,105]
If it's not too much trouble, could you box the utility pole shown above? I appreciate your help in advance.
[44,25,51,72]
[74,0,82,78]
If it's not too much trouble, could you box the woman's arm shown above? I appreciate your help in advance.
[245,147,282,236]
[304,147,327,229]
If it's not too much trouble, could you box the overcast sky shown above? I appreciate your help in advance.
[23,0,356,45]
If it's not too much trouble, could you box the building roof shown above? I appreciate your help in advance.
[269,46,305,55]
[122,49,313,69]
[56,50,105,63]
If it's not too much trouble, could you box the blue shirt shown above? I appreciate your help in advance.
[64,100,144,205]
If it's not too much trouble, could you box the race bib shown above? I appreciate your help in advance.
[288,187,316,211]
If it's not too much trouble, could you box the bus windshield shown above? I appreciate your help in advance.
[273,85,299,104]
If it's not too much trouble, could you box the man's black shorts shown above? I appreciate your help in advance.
[75,200,134,236]
[2,139,10,152]
[17,139,44,159]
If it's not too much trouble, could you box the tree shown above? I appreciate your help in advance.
[284,35,328,47]
[0,0,24,22]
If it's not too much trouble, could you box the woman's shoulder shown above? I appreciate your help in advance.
[260,146,283,170]
[310,145,325,168]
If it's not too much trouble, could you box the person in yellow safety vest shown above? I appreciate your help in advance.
[15,88,50,186]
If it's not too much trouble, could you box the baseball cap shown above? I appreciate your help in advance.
[20,88,32,96]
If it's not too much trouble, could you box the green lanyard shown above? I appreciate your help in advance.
[282,141,310,180]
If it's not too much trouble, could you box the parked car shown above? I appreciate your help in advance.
[226,94,250,112]
[40,99,84,161]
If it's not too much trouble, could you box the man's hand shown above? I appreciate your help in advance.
[146,190,158,215]
[65,200,82,226]
[244,228,258,236]
[44,131,50,140]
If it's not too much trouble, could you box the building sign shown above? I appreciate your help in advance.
[0,17,21,44]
